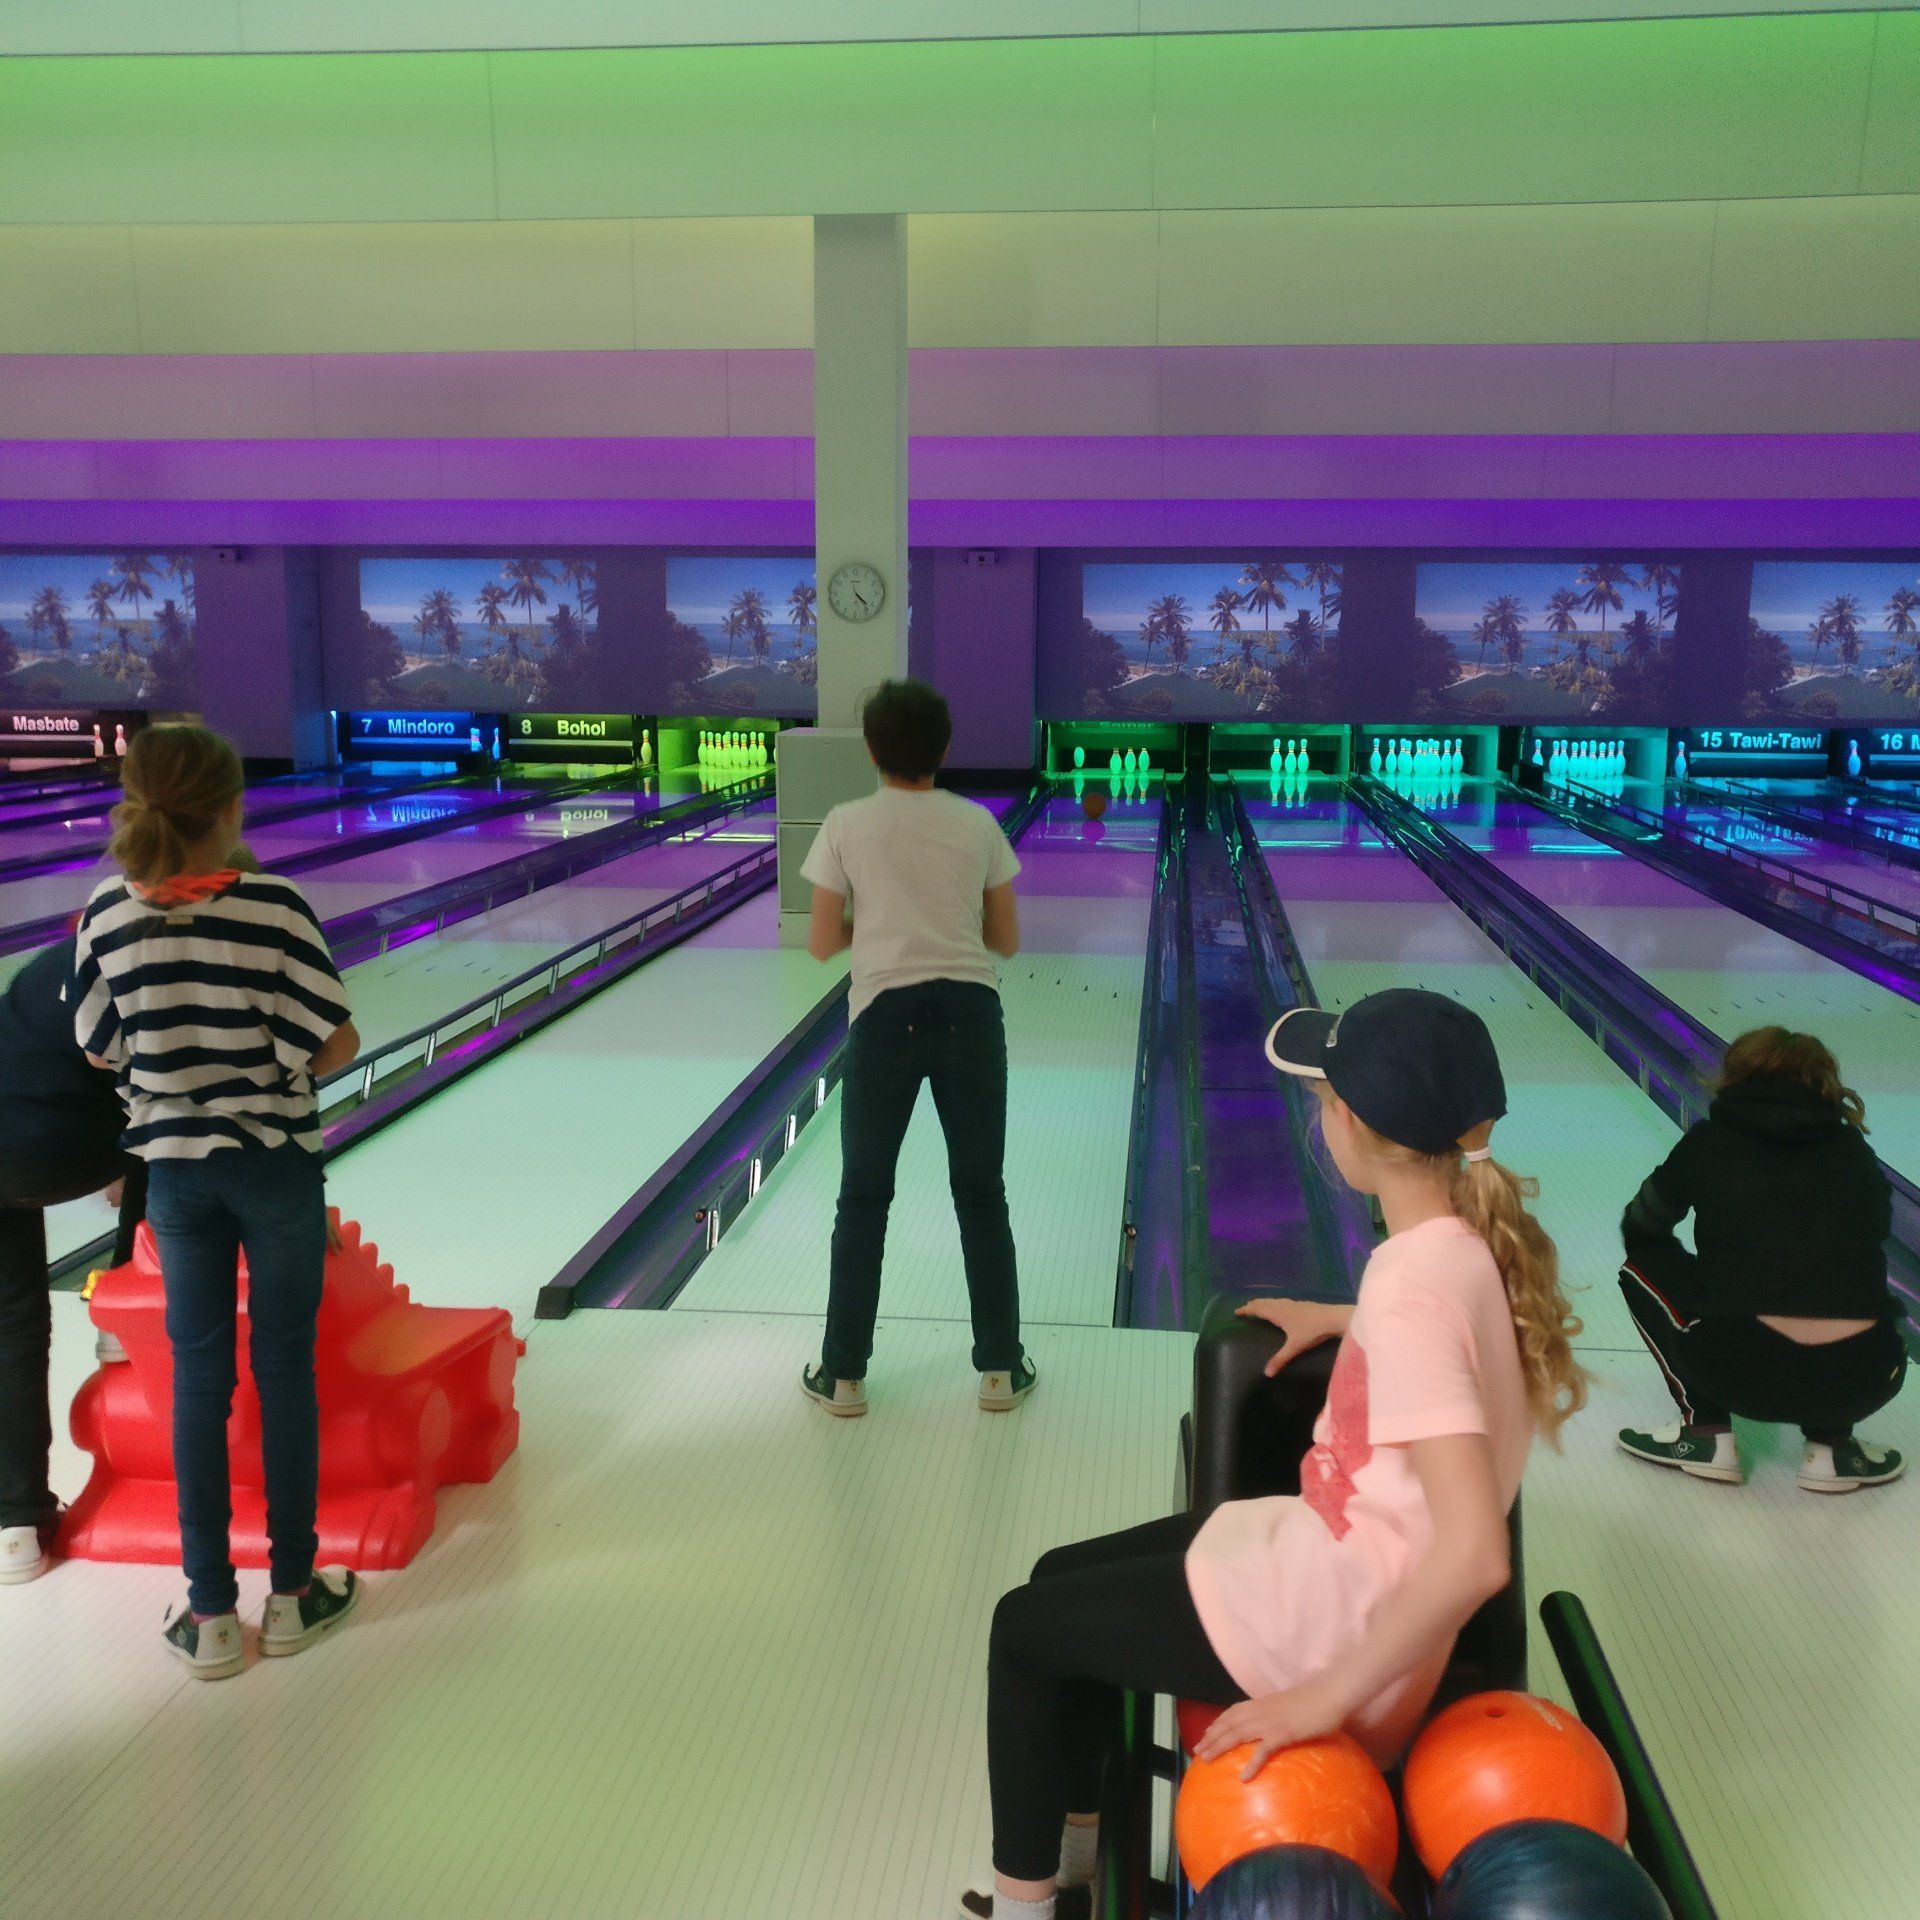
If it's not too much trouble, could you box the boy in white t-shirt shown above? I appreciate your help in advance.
[799,680,1031,1419]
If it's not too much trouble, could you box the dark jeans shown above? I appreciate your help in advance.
[0,1142,143,1531]
[824,981,1021,1378]
[1621,1251,1907,1443]
[148,1145,327,1616]
[988,1513,1243,1882]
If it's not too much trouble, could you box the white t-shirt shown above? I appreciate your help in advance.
[800,786,1021,1024]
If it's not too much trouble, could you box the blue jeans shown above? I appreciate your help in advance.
[824,981,1021,1379]
[148,1145,327,1617]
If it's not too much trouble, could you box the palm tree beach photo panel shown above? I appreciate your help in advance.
[1413,560,1683,721]
[664,558,819,717]
[1745,561,1920,721]
[0,552,199,708]
[356,557,603,710]
[1062,560,1346,718]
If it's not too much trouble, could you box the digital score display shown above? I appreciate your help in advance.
[1865,728,1920,765]
[343,710,497,758]
[0,709,135,757]
[512,713,634,761]
[1681,726,1826,759]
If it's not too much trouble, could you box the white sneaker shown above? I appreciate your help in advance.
[1798,1437,1906,1494]
[979,1358,1038,1412]
[1615,1421,1744,1483]
[260,1567,361,1657]
[0,1525,49,1585]
[162,1605,245,1680]
[801,1365,868,1417]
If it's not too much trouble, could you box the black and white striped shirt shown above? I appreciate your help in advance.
[71,873,352,1161]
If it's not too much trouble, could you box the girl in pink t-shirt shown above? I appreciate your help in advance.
[958,989,1588,1920]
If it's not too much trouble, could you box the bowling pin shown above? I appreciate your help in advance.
[1530,739,1544,769]
[1073,744,1085,770]
[1139,749,1151,776]
[1847,738,1863,779]
[92,723,106,758]
[114,724,128,756]
[1123,748,1137,773]
[1673,739,1688,778]
[1370,739,1384,778]
[640,731,653,768]
[1109,749,1122,778]
[1269,744,1282,776]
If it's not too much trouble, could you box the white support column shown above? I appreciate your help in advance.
[776,213,911,947]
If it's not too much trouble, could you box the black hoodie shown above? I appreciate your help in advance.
[1622,1075,1894,1320]
[0,936,126,1156]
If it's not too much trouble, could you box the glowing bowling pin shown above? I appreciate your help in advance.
[1370,739,1384,778]
[1848,738,1863,779]
[1073,745,1086,770]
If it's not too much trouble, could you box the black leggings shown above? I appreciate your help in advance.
[0,1153,144,1530]
[987,1512,1243,1882]
[1620,1256,1907,1443]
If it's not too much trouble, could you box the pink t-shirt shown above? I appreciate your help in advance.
[1185,1215,1533,1762]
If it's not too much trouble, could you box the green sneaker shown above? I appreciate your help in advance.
[1617,1422,1744,1483]
[163,1604,245,1681]
[1799,1437,1905,1494]
[801,1364,867,1418]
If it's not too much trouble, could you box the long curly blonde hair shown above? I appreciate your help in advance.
[1352,1117,1590,1443]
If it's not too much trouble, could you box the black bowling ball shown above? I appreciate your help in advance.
[1190,1842,1397,1920]
[1433,1818,1672,1920]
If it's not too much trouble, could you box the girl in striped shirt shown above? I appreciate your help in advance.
[72,725,362,1679]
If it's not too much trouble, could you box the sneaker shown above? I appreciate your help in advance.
[260,1567,361,1657]
[979,1358,1038,1413]
[1799,1437,1905,1494]
[801,1365,868,1418]
[956,1888,1092,1919]
[0,1523,51,1586]
[163,1605,245,1680]
[1616,1422,1744,1483]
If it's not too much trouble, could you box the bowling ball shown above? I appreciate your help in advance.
[1190,1843,1399,1920]
[1402,1693,1626,1878]
[1081,790,1109,820]
[1432,1819,1670,1920]
[1176,1734,1398,1894]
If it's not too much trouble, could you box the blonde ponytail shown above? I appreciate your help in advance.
[1344,1110,1590,1444]
[109,724,244,886]
[1451,1155,1588,1443]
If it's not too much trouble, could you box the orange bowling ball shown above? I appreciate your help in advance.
[1175,1732,1399,1893]
[1081,789,1109,820]
[1402,1691,1627,1877]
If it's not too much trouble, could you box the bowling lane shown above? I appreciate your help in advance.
[39,802,779,1269]
[317,786,1086,1325]
[1663,790,1920,917]
[675,790,1161,1332]
[1250,776,1679,1350]
[0,778,525,937]
[1480,792,1920,1187]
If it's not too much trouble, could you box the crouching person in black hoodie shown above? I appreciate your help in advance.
[1615,1027,1906,1494]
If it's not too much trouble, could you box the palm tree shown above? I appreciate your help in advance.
[1136,616,1162,665]
[719,609,744,664]
[1886,587,1920,669]
[1147,595,1192,672]
[1575,562,1630,637]
[1543,589,1582,660]
[558,559,597,625]
[788,582,818,658]
[1300,561,1342,634]
[730,587,772,663]
[163,553,196,617]
[1820,594,1864,675]
[30,586,71,655]
[502,557,555,634]
[1490,595,1528,670]
[476,583,511,648]
[1208,588,1250,670]
[412,606,438,658]
[1500,619,1528,675]
[418,589,462,665]
[86,579,118,636]
[1620,609,1659,662]
[1809,615,1833,667]
[111,554,156,628]
[1640,562,1679,637]
[104,627,144,690]
[1282,609,1322,661]
[1470,613,1499,670]
[1238,561,1294,636]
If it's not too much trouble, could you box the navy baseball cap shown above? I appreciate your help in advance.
[1264,988,1507,1158]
